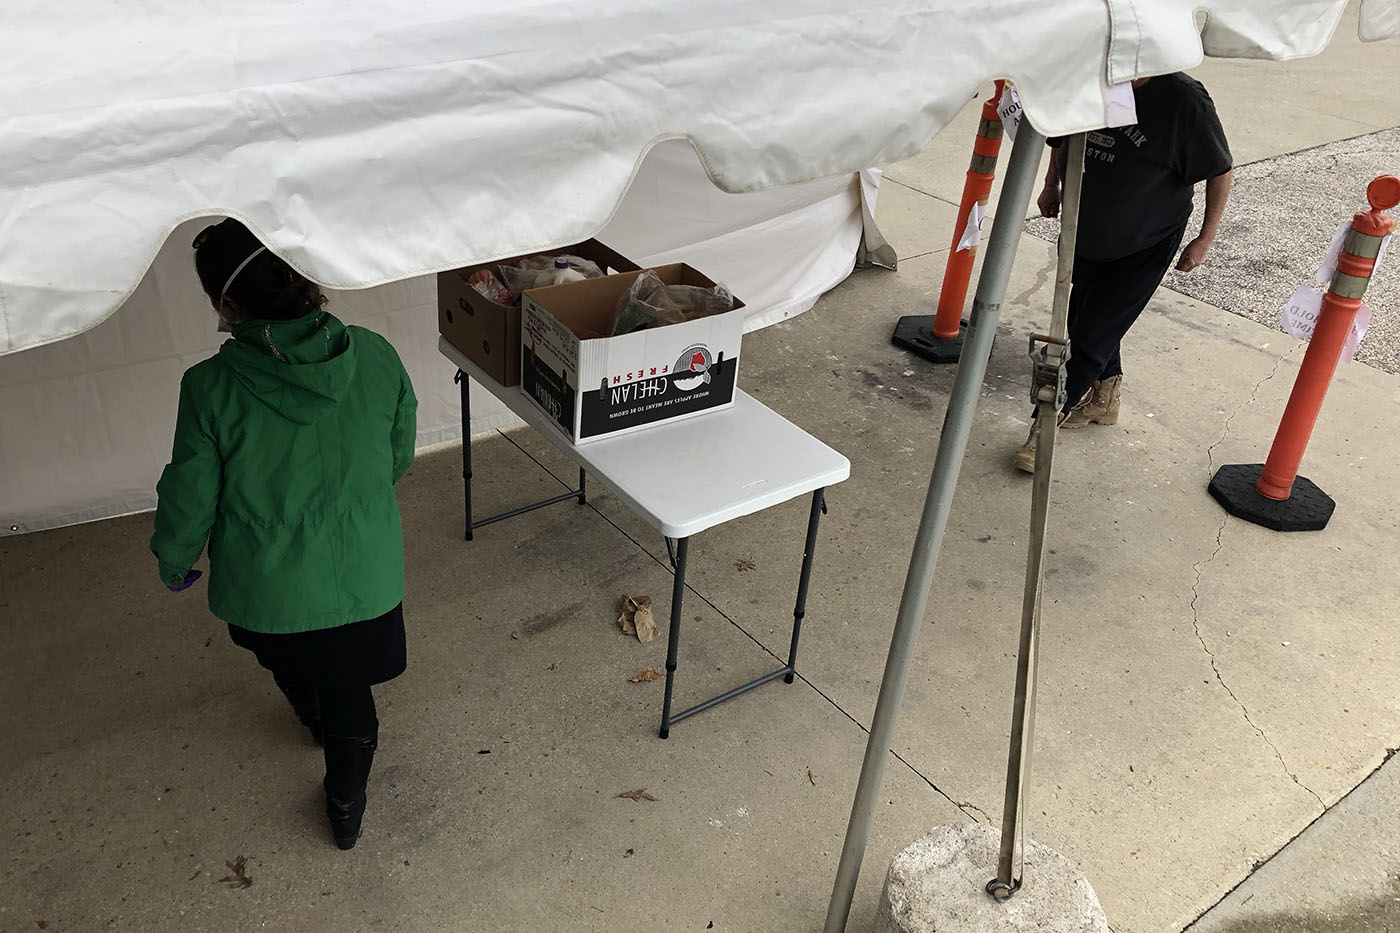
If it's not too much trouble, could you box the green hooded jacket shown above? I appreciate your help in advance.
[151,311,417,633]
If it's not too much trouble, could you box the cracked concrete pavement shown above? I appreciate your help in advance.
[1188,749,1400,933]
[1189,508,1328,812]
[1190,345,1328,813]
[6,226,1391,933]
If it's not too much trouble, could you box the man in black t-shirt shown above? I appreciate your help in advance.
[1014,72,1233,473]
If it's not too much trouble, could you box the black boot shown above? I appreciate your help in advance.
[323,730,377,850]
[274,675,324,745]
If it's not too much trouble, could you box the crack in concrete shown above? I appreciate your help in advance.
[1190,521,1326,811]
[1205,346,1297,476]
[883,175,961,210]
[959,801,993,823]
[1184,748,1400,930]
[888,747,994,824]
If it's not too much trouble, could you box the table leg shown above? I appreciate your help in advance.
[456,370,474,541]
[785,488,827,684]
[658,536,689,740]
[578,467,587,506]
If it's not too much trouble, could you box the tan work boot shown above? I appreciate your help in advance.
[1061,374,1122,429]
[1013,422,1041,473]
[1013,405,1079,474]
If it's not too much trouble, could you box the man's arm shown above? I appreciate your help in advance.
[1176,168,1233,272]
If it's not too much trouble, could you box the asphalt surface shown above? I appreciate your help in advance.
[1025,126,1399,374]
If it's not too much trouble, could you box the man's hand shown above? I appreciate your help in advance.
[1037,185,1060,219]
[1178,170,1232,273]
[1175,235,1212,272]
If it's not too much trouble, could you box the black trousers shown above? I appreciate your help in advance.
[316,685,378,737]
[1061,225,1187,413]
[273,672,378,737]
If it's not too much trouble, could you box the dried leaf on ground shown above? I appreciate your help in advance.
[617,595,638,636]
[629,668,662,683]
[808,768,817,786]
[617,595,657,642]
[216,855,252,889]
[616,788,658,802]
[735,558,756,572]
[633,599,658,643]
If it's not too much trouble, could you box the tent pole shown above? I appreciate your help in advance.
[824,121,1048,933]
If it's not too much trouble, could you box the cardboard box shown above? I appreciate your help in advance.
[520,264,746,444]
[437,240,639,386]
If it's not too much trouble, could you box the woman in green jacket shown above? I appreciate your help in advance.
[152,218,417,850]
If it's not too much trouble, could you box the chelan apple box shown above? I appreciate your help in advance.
[520,264,746,444]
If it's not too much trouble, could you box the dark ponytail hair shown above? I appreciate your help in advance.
[192,218,327,321]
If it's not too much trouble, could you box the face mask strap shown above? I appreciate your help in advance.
[220,246,267,301]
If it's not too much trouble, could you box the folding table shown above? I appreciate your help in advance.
[439,338,850,737]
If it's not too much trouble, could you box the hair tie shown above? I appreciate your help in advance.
[221,247,267,299]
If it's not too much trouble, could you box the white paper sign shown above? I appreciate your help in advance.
[1279,283,1370,363]
[997,84,1023,142]
[1280,284,1324,340]
[1101,76,1137,128]
[1341,301,1372,363]
[957,201,987,252]
[1314,221,1350,285]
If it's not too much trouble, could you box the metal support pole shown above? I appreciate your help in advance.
[578,467,587,505]
[658,537,690,740]
[824,122,1049,933]
[990,132,1086,901]
[785,489,827,684]
[460,372,473,542]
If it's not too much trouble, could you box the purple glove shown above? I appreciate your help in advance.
[166,569,202,592]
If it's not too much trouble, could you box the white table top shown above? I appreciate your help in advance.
[441,338,849,538]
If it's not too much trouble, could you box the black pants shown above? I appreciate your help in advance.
[273,672,378,736]
[317,685,378,736]
[1061,225,1187,413]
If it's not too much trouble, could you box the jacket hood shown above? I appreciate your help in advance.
[218,311,356,424]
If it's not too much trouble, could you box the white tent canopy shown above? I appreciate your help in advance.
[4,0,1392,356]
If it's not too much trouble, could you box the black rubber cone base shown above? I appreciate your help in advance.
[892,315,966,364]
[1208,463,1335,532]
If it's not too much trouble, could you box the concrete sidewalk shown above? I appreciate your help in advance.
[1189,751,1400,932]
[2,7,1398,932]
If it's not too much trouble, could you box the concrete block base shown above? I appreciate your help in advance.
[877,823,1108,933]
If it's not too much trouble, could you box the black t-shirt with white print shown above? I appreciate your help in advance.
[1054,73,1232,262]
